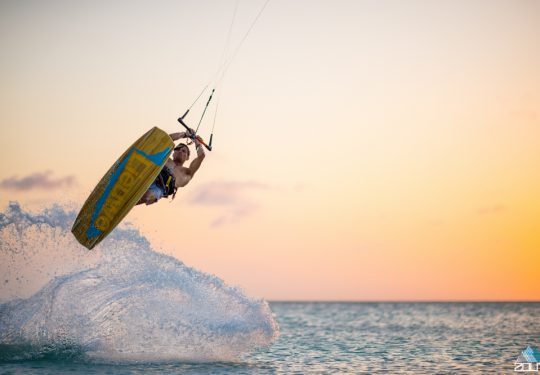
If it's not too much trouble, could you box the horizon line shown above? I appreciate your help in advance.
[267,300,540,303]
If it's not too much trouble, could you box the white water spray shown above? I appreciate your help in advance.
[0,202,278,362]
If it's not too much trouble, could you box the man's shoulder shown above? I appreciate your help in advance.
[181,166,193,175]
[169,163,191,174]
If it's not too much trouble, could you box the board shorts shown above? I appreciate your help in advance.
[147,182,165,202]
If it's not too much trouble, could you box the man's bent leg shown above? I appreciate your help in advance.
[136,184,164,205]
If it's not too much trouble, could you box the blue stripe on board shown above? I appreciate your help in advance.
[86,146,172,240]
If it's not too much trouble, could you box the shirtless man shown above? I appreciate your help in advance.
[137,129,205,205]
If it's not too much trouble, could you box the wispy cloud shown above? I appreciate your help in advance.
[0,171,76,191]
[477,204,507,215]
[189,180,271,227]
[509,109,539,124]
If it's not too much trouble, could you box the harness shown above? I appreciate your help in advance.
[155,166,177,200]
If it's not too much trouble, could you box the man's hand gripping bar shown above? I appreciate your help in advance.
[177,110,213,151]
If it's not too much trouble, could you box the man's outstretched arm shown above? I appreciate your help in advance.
[188,138,206,175]
[169,132,189,141]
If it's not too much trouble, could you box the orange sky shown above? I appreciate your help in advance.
[1,0,539,300]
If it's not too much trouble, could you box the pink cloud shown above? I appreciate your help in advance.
[0,171,76,191]
[189,180,271,227]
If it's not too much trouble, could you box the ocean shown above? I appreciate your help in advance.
[1,204,539,374]
[2,302,539,374]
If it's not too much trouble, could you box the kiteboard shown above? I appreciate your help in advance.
[72,127,174,250]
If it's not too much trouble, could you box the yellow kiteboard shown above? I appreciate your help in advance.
[72,127,174,249]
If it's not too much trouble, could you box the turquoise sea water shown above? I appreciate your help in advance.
[1,302,539,374]
[1,204,539,373]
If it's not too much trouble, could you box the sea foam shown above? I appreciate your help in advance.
[0,202,278,362]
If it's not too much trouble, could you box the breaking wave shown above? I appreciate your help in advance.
[0,202,278,363]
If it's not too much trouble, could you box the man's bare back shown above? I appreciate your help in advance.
[165,159,193,188]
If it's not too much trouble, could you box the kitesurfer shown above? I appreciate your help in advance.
[137,129,205,205]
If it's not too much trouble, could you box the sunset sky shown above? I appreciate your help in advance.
[1,0,539,301]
